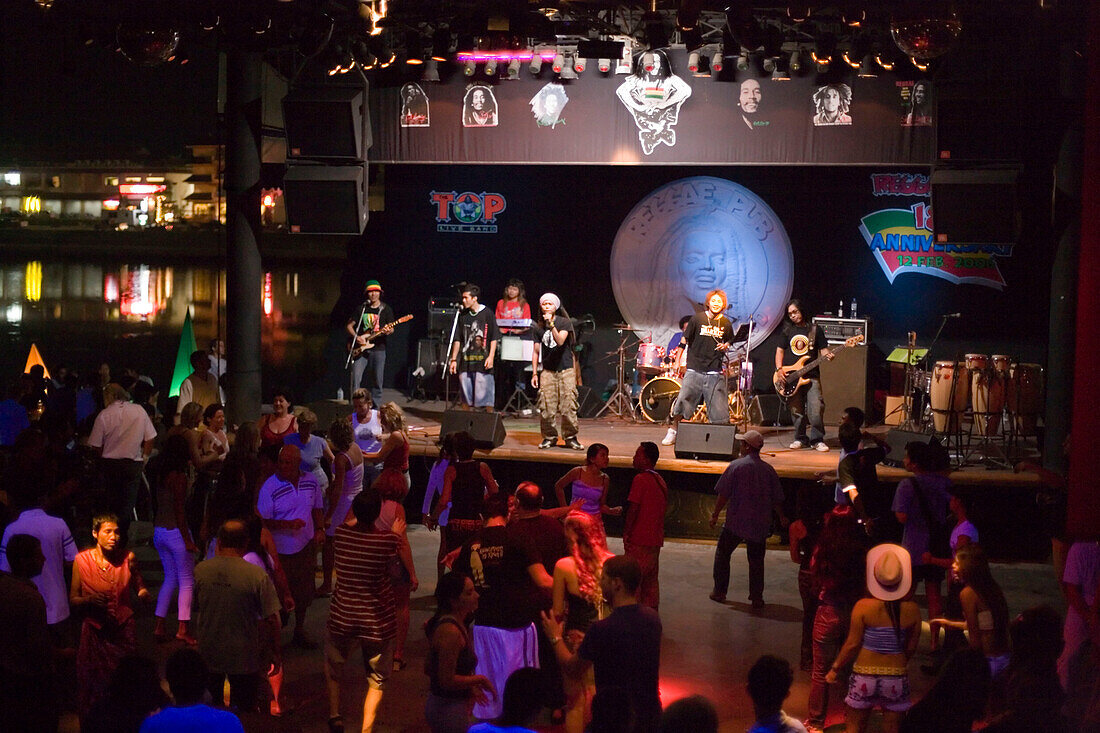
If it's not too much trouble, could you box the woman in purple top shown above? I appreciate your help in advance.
[553,443,622,523]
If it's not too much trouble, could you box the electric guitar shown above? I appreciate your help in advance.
[772,335,864,398]
[347,314,413,359]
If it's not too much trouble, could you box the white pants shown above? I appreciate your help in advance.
[154,526,194,621]
[471,623,540,720]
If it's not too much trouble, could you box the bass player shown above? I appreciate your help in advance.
[774,299,833,451]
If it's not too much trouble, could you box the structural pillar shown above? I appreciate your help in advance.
[224,49,264,425]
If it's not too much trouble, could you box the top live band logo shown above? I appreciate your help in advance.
[859,173,1012,290]
[430,191,507,233]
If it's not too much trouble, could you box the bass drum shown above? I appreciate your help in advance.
[639,377,681,423]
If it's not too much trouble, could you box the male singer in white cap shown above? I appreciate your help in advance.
[708,430,788,610]
[531,293,583,450]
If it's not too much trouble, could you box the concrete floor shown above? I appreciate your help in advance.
[63,525,1065,732]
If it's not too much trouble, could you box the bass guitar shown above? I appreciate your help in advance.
[772,335,864,398]
[347,314,413,359]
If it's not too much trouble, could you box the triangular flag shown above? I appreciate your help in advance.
[24,343,51,379]
[169,309,198,398]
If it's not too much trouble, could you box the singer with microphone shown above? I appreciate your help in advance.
[531,293,583,450]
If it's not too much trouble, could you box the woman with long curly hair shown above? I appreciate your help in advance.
[363,402,411,498]
[933,544,1011,679]
[550,511,615,733]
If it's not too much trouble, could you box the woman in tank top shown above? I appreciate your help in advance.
[427,431,499,553]
[553,443,622,521]
[363,402,412,497]
[550,511,614,733]
[425,572,495,733]
[150,434,198,645]
[933,544,1011,679]
[827,543,922,733]
[317,418,365,597]
[257,389,297,448]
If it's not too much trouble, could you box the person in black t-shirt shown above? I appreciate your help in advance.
[532,293,582,451]
[346,280,396,405]
[661,290,734,447]
[449,284,500,412]
[774,299,833,451]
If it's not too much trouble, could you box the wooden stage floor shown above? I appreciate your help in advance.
[388,398,1040,489]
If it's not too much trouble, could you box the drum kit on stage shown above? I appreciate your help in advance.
[920,354,1044,438]
[603,323,751,425]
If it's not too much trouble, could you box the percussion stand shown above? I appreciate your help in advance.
[595,329,638,420]
[963,365,1013,470]
[501,362,535,416]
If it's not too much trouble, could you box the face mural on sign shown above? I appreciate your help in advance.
[738,79,768,130]
[611,177,794,351]
[615,49,692,155]
[463,84,498,127]
[400,83,430,127]
[902,80,933,126]
[812,83,852,126]
[530,83,568,128]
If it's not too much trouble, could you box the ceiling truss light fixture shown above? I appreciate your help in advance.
[857,53,877,77]
[464,58,476,75]
[737,50,750,71]
[711,49,723,74]
[598,57,611,72]
[484,58,497,75]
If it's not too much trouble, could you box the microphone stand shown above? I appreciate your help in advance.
[344,301,369,392]
[445,308,461,409]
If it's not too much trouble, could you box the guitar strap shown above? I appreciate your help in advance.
[808,323,817,352]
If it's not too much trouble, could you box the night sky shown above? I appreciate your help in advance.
[0,0,220,161]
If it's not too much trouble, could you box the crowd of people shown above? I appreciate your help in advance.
[1,357,1099,733]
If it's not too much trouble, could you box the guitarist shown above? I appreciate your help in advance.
[346,279,396,404]
[774,299,833,451]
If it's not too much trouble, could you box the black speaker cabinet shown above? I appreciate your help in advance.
[883,429,939,468]
[283,84,371,162]
[440,410,506,449]
[283,164,368,235]
[576,384,603,419]
[748,394,793,426]
[931,168,1020,245]
[673,423,739,461]
[818,345,870,426]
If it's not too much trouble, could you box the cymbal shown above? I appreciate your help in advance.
[612,323,644,331]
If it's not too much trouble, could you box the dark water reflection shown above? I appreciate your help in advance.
[0,257,340,405]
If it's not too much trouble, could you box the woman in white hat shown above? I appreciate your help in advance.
[824,543,922,733]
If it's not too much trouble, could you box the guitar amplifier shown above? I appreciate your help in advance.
[429,298,460,334]
[812,317,873,346]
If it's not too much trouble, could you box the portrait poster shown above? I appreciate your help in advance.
[530,83,568,129]
[399,83,429,127]
[462,84,498,128]
[812,84,853,126]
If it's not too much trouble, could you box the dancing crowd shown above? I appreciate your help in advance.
[1,357,1098,733]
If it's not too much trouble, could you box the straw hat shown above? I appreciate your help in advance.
[865,543,912,601]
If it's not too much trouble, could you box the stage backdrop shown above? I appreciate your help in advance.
[370,49,935,165]
[348,164,1047,390]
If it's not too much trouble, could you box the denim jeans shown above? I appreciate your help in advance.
[351,348,386,405]
[712,527,765,601]
[808,602,848,726]
[789,376,825,444]
[672,369,729,424]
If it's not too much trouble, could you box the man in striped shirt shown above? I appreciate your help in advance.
[325,491,415,733]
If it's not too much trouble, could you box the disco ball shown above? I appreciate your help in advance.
[116,23,182,66]
[890,18,961,60]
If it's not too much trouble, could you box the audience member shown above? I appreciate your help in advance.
[86,383,156,537]
[984,605,1068,732]
[900,647,991,733]
[149,434,198,645]
[923,488,979,667]
[931,544,1010,680]
[82,654,170,733]
[71,512,150,715]
[709,429,788,609]
[428,430,499,553]
[177,350,224,415]
[0,380,30,447]
[1058,538,1100,688]
[422,432,456,582]
[467,666,543,733]
[320,418,365,597]
[363,401,412,495]
[747,655,807,732]
[424,572,495,733]
[623,441,668,610]
[542,554,663,733]
[257,443,323,646]
[660,695,719,733]
[554,443,622,520]
[139,647,245,732]
[373,468,419,671]
[284,407,332,493]
[257,388,297,448]
[193,519,282,712]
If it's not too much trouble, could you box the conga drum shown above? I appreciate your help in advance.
[966,354,1000,436]
[1008,363,1044,435]
[931,360,969,433]
[991,355,1011,375]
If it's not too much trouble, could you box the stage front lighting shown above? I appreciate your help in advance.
[423,58,440,81]
[598,57,611,72]
[858,53,877,77]
[762,56,776,73]
[711,50,723,73]
[789,49,802,72]
[530,55,542,74]
[737,50,750,71]
[574,55,586,73]
[687,51,700,73]
[552,52,565,73]
[484,58,497,76]
[507,58,521,79]
[464,59,476,75]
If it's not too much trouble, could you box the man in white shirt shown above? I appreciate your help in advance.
[207,339,226,380]
[257,444,324,646]
[87,382,156,539]
[178,350,224,414]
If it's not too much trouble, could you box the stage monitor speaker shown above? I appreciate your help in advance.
[283,85,371,162]
[883,429,939,468]
[673,423,739,461]
[818,345,870,425]
[440,410,506,450]
[931,168,1020,245]
[283,164,368,235]
[577,384,602,419]
[748,394,792,427]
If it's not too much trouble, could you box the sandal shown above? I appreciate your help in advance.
[327,715,344,732]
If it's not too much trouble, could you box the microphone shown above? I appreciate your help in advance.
[449,281,467,290]
[943,312,962,318]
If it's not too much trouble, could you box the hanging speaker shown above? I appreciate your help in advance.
[931,168,1020,245]
[283,164,368,235]
[282,84,372,162]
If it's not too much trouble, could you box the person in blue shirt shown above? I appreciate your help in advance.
[139,648,244,732]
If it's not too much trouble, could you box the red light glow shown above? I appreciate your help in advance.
[102,199,120,210]
[263,272,273,317]
[119,183,166,196]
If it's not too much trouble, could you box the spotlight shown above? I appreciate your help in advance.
[687,50,700,73]
[573,55,586,73]
[530,55,543,74]
[762,56,776,73]
[692,55,710,77]
[910,56,930,71]
[737,50,750,71]
[423,58,440,81]
[598,57,611,72]
[116,22,181,67]
[507,58,521,79]
[770,55,789,80]
[875,52,895,71]
[484,58,497,76]
[552,52,565,73]
[842,50,860,69]
[789,49,802,73]
[787,6,811,23]
[712,49,723,73]
[464,59,476,75]
[857,54,877,77]
[843,9,865,27]
[407,55,423,65]
[813,34,835,70]
[559,54,577,79]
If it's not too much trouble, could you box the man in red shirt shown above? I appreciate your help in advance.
[623,441,668,610]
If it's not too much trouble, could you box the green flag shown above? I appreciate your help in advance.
[170,309,198,398]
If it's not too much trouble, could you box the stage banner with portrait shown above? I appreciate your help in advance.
[370,48,934,165]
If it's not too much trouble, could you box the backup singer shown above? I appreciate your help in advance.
[661,290,734,447]
[532,293,582,450]
[346,280,395,405]
[775,299,833,451]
